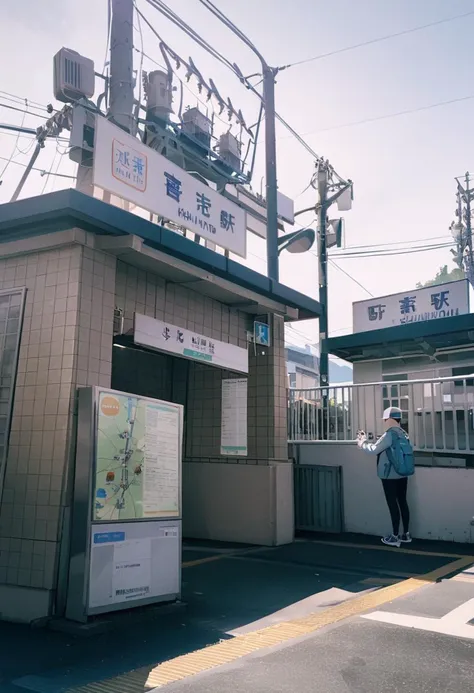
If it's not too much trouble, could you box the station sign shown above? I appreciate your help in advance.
[134,313,249,374]
[93,116,247,257]
[353,279,470,333]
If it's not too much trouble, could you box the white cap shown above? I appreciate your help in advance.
[383,406,402,421]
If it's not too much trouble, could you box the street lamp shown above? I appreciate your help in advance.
[277,228,315,255]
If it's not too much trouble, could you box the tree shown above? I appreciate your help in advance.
[417,265,464,289]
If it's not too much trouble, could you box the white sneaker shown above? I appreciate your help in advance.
[399,532,412,544]
[381,534,401,548]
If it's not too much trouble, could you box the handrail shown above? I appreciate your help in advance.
[288,372,474,392]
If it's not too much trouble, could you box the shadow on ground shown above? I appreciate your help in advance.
[0,536,466,692]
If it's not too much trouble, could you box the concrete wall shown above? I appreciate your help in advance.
[297,442,474,543]
[183,461,293,546]
[353,361,382,384]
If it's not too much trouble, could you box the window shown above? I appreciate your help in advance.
[0,289,26,504]
[382,374,409,432]
[452,366,474,387]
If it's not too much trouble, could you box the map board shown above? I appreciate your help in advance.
[94,391,182,521]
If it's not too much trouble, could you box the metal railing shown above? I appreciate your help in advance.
[288,375,474,454]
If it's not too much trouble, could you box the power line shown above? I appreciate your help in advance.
[132,46,235,129]
[328,258,374,296]
[0,91,49,112]
[142,0,334,170]
[282,93,474,139]
[280,9,474,70]
[0,155,75,180]
[342,234,451,251]
[331,241,454,259]
[0,99,28,181]
[0,102,48,120]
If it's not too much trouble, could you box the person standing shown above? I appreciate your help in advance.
[357,407,414,547]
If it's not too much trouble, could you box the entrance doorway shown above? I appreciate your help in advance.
[111,343,189,406]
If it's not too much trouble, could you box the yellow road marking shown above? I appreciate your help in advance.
[361,576,401,586]
[182,555,226,568]
[298,538,468,559]
[183,538,466,569]
[69,554,474,693]
[182,545,269,568]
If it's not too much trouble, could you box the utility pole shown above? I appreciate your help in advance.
[451,172,474,286]
[10,137,46,202]
[465,173,473,281]
[262,66,279,283]
[313,159,353,388]
[108,0,135,133]
[75,0,135,196]
[317,163,329,388]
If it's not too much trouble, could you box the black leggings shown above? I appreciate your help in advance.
[381,477,409,536]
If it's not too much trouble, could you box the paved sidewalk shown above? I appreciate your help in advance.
[0,536,471,693]
[159,566,474,693]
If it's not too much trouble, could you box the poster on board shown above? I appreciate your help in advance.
[220,378,248,456]
[88,521,180,610]
[94,391,181,521]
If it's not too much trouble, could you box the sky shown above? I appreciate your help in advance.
[1,0,474,354]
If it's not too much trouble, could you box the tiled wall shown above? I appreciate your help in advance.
[117,260,249,344]
[115,260,289,466]
[0,243,115,599]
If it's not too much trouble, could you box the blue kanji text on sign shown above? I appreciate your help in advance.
[115,148,130,167]
[399,296,416,314]
[220,211,235,232]
[165,172,182,203]
[132,156,144,176]
[196,192,212,218]
[368,304,385,321]
[431,291,450,311]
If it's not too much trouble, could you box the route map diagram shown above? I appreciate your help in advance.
[94,393,146,521]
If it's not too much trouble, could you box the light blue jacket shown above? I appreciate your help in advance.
[359,426,406,480]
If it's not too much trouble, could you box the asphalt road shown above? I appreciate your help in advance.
[159,578,474,693]
[1,537,473,693]
[160,617,474,693]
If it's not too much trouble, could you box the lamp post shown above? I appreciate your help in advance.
[196,3,280,282]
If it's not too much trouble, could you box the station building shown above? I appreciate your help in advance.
[0,188,320,622]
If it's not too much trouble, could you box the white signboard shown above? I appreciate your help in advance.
[93,117,247,257]
[134,313,248,374]
[221,378,248,456]
[143,403,180,515]
[88,520,180,610]
[353,280,470,333]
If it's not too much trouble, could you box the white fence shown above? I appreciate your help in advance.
[288,375,474,454]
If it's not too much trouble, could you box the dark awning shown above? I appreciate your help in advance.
[327,313,474,363]
[0,189,322,321]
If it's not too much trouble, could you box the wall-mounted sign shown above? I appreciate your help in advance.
[134,313,249,374]
[254,321,270,346]
[221,378,248,456]
[353,279,470,333]
[93,116,247,257]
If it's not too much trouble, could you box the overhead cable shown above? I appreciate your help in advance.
[279,9,474,70]
[328,259,374,296]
